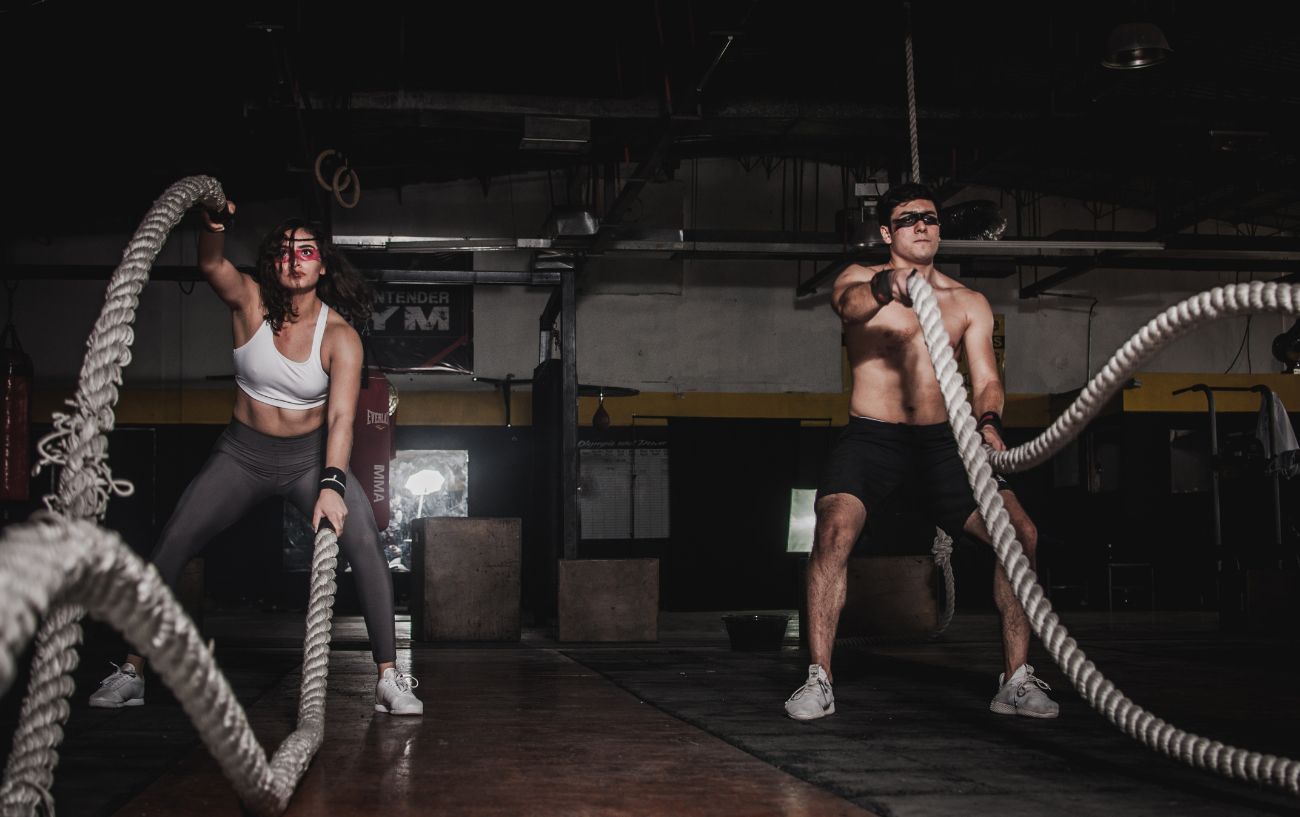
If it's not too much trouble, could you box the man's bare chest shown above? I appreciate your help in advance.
[852,306,965,357]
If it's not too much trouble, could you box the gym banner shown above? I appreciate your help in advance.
[366,284,473,374]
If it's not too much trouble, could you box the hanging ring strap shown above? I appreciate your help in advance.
[903,1,922,183]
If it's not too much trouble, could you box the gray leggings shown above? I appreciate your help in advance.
[151,419,396,663]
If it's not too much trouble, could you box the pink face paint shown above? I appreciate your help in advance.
[278,245,320,263]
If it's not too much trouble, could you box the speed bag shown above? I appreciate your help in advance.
[351,367,392,529]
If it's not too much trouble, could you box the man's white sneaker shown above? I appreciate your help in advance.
[784,664,835,721]
[89,662,145,709]
[375,668,423,715]
[990,663,1059,719]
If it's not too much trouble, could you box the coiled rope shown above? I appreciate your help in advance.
[909,274,1300,795]
[0,176,341,817]
[930,528,955,634]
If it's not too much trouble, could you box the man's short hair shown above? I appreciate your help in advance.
[878,182,942,229]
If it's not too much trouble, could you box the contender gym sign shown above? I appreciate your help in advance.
[366,284,473,373]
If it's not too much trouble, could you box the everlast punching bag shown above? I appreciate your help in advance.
[0,321,32,502]
[352,366,393,529]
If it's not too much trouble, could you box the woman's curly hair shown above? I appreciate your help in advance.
[254,218,374,331]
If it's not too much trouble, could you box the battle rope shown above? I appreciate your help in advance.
[34,176,227,519]
[909,274,1300,795]
[989,281,1297,476]
[0,175,342,816]
[0,516,340,817]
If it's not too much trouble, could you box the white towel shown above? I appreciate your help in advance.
[1256,391,1299,478]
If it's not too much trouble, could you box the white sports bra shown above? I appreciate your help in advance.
[232,304,331,410]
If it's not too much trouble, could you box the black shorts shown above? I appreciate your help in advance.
[817,416,1008,537]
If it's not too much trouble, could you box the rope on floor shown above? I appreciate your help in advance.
[833,531,953,649]
[931,528,955,635]
[0,176,341,817]
[910,274,1300,795]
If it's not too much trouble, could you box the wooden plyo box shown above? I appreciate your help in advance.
[837,556,939,639]
[558,559,659,642]
[411,517,521,641]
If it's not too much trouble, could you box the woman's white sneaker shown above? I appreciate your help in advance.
[375,668,423,715]
[89,662,145,708]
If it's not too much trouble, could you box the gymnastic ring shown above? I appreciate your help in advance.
[332,166,360,209]
[314,149,339,192]
[333,161,353,194]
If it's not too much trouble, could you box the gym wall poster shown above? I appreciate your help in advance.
[365,284,473,374]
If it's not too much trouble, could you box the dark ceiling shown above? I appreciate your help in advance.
[4,1,1300,240]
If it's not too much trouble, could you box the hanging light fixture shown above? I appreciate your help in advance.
[1102,22,1173,69]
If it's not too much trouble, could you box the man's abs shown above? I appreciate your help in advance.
[844,314,954,424]
[847,362,949,424]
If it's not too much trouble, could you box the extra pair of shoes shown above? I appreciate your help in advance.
[89,662,425,716]
[783,662,1059,721]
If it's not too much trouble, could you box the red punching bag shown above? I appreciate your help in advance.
[351,366,393,529]
[0,319,32,502]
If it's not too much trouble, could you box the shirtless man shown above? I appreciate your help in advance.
[783,183,1058,721]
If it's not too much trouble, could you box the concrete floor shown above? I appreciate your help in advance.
[3,610,1297,816]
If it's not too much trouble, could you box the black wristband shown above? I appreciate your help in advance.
[319,467,347,498]
[976,411,1004,437]
[869,270,894,306]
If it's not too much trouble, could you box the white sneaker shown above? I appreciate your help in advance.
[89,662,145,708]
[990,663,1059,719]
[375,668,423,715]
[784,664,835,721]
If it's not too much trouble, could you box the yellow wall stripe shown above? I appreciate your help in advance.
[30,371,1296,428]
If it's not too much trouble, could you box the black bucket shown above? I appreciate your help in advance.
[722,614,790,651]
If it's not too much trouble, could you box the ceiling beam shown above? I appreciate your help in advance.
[591,124,676,255]
[0,265,556,286]
[1018,186,1269,298]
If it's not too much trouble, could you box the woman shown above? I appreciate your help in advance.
[90,202,421,715]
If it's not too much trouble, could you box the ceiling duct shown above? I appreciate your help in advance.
[544,206,599,237]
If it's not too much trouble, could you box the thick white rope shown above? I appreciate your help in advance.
[33,175,226,520]
[0,515,340,817]
[990,281,1298,474]
[1,176,342,816]
[908,274,1300,795]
